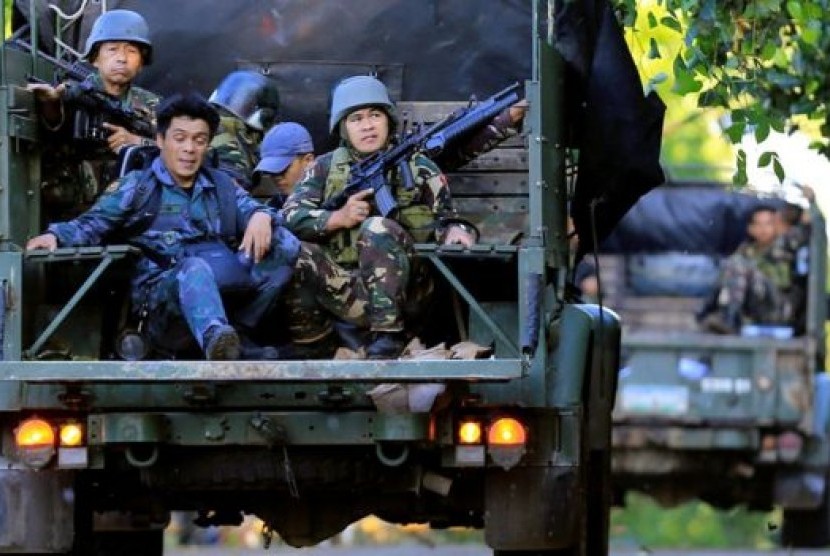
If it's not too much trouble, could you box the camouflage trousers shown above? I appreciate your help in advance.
[140,228,299,353]
[718,254,793,325]
[284,217,432,343]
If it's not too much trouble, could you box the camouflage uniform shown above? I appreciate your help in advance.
[48,157,300,354]
[281,146,456,342]
[435,108,521,172]
[49,73,159,200]
[209,113,263,190]
[715,240,795,326]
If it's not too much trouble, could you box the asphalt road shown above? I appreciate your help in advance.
[166,546,830,556]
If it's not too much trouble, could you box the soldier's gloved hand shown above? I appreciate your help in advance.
[26,233,58,252]
[103,123,143,154]
[26,82,66,102]
[442,225,476,248]
[328,189,373,231]
[240,211,273,263]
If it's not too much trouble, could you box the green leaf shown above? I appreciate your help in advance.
[773,158,785,183]
[648,12,658,28]
[786,0,804,20]
[754,121,771,143]
[758,151,773,167]
[759,41,777,61]
[733,169,749,186]
[725,122,746,143]
[648,37,661,59]
[660,16,682,33]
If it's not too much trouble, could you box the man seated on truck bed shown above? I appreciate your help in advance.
[26,93,300,360]
[281,75,479,359]
[699,204,797,334]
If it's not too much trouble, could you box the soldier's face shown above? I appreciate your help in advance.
[748,209,777,247]
[344,107,389,154]
[275,154,315,194]
[156,117,211,187]
[93,41,143,88]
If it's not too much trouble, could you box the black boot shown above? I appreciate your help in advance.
[366,332,406,359]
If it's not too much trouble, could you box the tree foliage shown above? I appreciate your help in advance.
[613,0,830,182]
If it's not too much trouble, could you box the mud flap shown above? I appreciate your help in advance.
[484,465,580,551]
[0,470,74,553]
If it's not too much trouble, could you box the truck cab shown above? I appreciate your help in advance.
[604,183,830,547]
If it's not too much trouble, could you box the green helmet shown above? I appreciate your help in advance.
[83,10,153,65]
[328,75,396,134]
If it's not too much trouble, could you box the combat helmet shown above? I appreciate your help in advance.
[209,70,281,131]
[83,10,153,65]
[328,75,397,134]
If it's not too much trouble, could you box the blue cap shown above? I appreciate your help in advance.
[254,122,314,176]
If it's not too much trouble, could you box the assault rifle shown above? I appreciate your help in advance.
[321,82,522,217]
[18,40,155,141]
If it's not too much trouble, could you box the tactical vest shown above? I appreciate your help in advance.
[322,147,436,266]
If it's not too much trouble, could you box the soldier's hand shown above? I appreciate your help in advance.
[26,233,58,251]
[240,211,273,263]
[329,189,373,231]
[26,82,65,102]
[103,123,142,153]
[508,99,529,126]
[442,225,476,248]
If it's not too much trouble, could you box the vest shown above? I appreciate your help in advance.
[322,147,437,265]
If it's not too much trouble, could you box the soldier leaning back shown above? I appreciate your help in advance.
[26,93,300,360]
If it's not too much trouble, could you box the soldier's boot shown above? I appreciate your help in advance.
[366,332,406,360]
[700,306,741,335]
[204,324,242,360]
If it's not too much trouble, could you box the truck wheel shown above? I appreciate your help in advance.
[781,481,830,548]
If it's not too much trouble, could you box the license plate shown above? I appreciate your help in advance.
[618,384,690,416]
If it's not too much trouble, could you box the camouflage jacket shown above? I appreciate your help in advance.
[434,107,520,172]
[48,157,281,293]
[733,240,794,290]
[81,73,159,131]
[209,114,263,190]
[282,146,457,266]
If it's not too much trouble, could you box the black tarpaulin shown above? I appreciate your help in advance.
[555,0,666,258]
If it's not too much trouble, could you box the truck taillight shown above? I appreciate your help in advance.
[15,418,56,469]
[458,420,483,444]
[59,423,84,447]
[16,418,54,448]
[488,418,526,446]
[777,431,803,463]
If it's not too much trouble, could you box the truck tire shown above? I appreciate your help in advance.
[86,531,164,556]
[781,480,830,548]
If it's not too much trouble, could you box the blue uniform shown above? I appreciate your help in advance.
[48,157,300,354]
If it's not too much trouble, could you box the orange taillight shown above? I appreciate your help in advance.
[16,418,55,448]
[488,418,526,446]
[59,423,84,447]
[458,421,483,444]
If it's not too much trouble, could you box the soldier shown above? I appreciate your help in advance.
[252,122,316,209]
[27,9,159,154]
[700,205,795,334]
[208,70,281,190]
[25,93,300,360]
[282,75,477,359]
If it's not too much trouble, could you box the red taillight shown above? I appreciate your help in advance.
[488,418,527,446]
[16,418,55,448]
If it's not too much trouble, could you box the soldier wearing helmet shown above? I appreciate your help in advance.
[27,9,159,186]
[281,75,476,359]
[29,10,158,148]
[208,70,281,191]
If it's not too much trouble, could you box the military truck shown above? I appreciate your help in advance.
[0,0,665,554]
[603,183,830,547]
